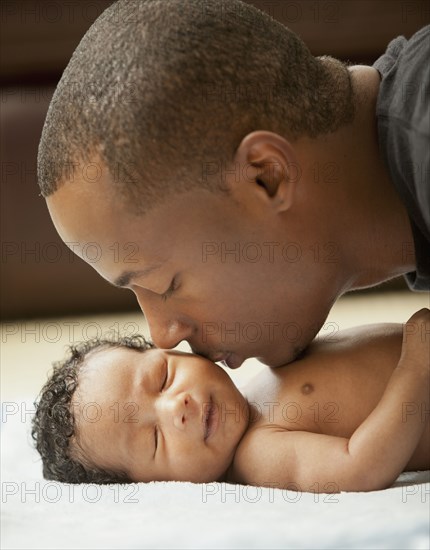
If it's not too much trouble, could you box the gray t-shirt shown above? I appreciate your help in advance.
[373,25,430,291]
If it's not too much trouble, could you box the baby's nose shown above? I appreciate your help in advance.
[166,392,193,431]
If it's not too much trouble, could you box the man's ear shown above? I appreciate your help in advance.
[234,131,300,212]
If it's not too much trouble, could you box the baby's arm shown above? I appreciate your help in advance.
[234,309,430,493]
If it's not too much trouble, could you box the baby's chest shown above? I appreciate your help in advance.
[247,372,363,436]
[251,386,334,433]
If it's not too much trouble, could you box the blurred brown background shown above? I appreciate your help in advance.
[1,0,429,320]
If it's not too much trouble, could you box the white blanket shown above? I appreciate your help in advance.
[2,402,429,550]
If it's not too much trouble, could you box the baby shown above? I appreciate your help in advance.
[32,309,429,493]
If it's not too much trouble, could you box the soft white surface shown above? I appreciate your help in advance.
[2,292,430,549]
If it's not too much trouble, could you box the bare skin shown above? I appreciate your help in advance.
[73,311,430,492]
[230,315,430,492]
[46,66,416,368]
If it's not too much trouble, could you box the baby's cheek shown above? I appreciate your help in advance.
[172,442,216,477]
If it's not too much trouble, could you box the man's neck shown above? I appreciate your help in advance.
[301,65,416,290]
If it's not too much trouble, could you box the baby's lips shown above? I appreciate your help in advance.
[203,398,219,441]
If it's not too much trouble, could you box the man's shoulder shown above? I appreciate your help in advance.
[373,25,430,291]
[373,25,430,97]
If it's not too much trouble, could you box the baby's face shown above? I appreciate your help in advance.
[72,347,249,482]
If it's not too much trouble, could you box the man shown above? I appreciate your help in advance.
[38,0,429,368]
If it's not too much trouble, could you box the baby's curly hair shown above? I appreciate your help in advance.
[31,334,154,484]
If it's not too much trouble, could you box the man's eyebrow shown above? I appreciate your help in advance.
[112,264,163,288]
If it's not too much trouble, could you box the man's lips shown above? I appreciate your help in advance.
[211,352,243,370]
[203,397,219,441]
[222,353,243,369]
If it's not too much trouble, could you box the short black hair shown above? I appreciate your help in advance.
[37,0,354,214]
[31,334,154,484]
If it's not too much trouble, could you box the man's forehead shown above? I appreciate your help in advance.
[47,174,120,232]
[46,163,239,285]
[46,182,158,270]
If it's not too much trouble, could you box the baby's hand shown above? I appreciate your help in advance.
[399,308,430,375]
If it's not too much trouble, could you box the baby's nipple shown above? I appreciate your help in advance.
[301,382,314,395]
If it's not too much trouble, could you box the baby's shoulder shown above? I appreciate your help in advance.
[230,425,292,485]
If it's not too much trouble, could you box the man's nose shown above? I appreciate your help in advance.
[133,289,194,349]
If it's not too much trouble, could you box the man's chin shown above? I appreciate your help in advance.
[257,345,307,368]
[223,339,312,369]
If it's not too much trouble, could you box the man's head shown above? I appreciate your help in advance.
[39,0,356,367]
[32,336,249,484]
